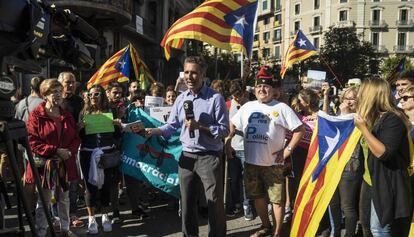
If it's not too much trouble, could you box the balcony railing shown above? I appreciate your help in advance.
[369,20,388,28]
[50,0,132,26]
[396,20,414,28]
[394,45,413,53]
[372,45,387,53]
[309,25,323,34]
[273,36,282,42]
[334,20,355,28]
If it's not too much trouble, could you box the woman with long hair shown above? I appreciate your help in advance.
[78,85,122,234]
[284,89,320,223]
[329,86,363,237]
[26,79,80,237]
[355,77,412,237]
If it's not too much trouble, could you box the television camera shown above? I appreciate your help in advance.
[0,0,99,117]
[0,1,98,235]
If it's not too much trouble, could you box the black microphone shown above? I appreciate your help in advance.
[183,100,195,138]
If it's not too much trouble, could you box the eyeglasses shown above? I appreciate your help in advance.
[343,97,356,101]
[399,96,414,102]
[88,92,101,98]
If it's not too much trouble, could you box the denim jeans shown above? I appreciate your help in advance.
[36,189,70,237]
[370,200,391,237]
[227,151,253,214]
[338,171,362,237]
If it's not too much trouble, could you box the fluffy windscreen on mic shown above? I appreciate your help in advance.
[183,100,194,120]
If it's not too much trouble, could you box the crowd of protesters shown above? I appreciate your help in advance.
[1,56,413,237]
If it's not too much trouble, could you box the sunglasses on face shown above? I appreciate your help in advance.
[88,92,101,98]
[399,96,414,102]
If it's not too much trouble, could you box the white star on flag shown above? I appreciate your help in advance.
[298,38,307,47]
[234,14,248,29]
[117,61,126,69]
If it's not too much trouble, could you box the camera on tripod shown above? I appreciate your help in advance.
[0,1,99,236]
[0,0,99,117]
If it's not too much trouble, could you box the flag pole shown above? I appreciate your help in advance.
[240,53,244,78]
[319,54,343,88]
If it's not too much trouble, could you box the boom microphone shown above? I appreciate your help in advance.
[183,100,195,138]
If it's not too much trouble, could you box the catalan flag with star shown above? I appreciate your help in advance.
[281,30,318,79]
[161,0,258,60]
[290,111,361,237]
[87,44,154,89]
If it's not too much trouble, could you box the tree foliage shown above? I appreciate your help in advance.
[320,27,378,87]
[201,48,241,80]
[380,55,414,79]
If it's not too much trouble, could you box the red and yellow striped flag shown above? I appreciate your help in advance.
[87,44,155,89]
[87,46,128,89]
[130,45,155,91]
[281,30,318,79]
[291,112,361,237]
[161,0,258,60]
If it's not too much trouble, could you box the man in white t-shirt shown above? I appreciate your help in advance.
[229,67,304,237]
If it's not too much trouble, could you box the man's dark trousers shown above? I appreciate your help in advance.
[179,151,226,237]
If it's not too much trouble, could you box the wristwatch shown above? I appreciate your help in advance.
[286,146,292,152]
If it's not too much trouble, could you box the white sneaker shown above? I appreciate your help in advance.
[88,216,98,235]
[102,214,112,232]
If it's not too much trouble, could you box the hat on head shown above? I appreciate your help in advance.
[256,66,275,87]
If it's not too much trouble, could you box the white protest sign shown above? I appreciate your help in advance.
[149,106,172,123]
[144,96,164,108]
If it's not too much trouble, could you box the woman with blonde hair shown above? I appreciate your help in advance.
[355,77,412,237]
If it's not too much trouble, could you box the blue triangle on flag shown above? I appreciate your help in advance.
[312,116,355,181]
[224,1,258,56]
[115,46,131,78]
[294,30,317,51]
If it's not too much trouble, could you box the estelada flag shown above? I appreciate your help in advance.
[87,46,129,89]
[161,0,258,60]
[280,30,318,79]
[87,44,154,89]
[290,111,361,237]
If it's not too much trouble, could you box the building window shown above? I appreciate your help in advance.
[263,48,270,58]
[340,0,348,3]
[313,37,320,49]
[294,21,301,31]
[253,50,259,61]
[275,14,282,25]
[262,0,268,11]
[372,32,379,46]
[295,4,300,15]
[273,29,281,41]
[264,17,270,25]
[314,16,320,27]
[398,32,407,46]
[314,0,320,9]
[275,0,281,11]
[274,45,281,59]
[254,34,259,41]
[339,10,348,21]
[400,9,408,22]
[372,9,381,22]
[263,31,270,42]
[373,0,380,2]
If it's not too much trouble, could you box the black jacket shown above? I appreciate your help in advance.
[368,112,412,226]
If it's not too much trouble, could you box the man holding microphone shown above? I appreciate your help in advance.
[145,56,229,237]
